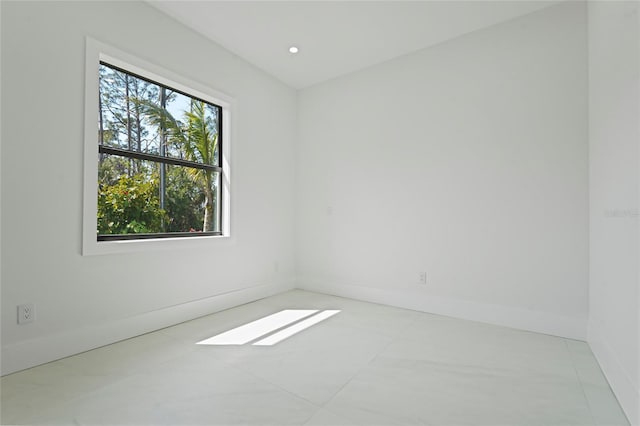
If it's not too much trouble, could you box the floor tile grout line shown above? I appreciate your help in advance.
[1,331,206,425]
[365,313,422,366]
[317,312,422,422]
[225,366,325,426]
[564,338,599,426]
[31,336,205,424]
[568,339,631,425]
[193,345,326,417]
[155,299,376,418]
[184,305,416,425]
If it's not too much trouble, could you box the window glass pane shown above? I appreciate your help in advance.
[164,164,220,234]
[97,155,220,235]
[99,64,161,156]
[99,63,221,166]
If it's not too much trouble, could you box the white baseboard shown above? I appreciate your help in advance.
[298,277,587,340]
[1,280,294,376]
[1,276,590,376]
[588,320,639,426]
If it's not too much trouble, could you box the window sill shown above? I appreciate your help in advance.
[82,233,234,256]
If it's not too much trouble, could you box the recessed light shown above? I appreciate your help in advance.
[289,46,299,54]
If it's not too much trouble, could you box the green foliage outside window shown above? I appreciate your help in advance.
[97,173,166,234]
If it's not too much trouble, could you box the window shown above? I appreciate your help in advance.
[83,39,231,255]
[98,62,223,240]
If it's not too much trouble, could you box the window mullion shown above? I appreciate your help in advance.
[98,146,221,172]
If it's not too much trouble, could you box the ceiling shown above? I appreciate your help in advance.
[150,1,560,89]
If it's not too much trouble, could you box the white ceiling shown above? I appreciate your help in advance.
[150,1,560,89]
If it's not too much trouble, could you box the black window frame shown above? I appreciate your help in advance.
[97,61,224,242]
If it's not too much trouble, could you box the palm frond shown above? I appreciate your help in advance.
[131,98,186,147]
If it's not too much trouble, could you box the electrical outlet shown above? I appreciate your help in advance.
[419,272,427,285]
[18,303,35,324]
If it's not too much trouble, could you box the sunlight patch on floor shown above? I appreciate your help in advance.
[253,310,341,346]
[196,309,340,346]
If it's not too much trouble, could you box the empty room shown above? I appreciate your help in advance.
[1,0,638,425]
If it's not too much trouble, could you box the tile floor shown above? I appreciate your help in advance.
[0,290,630,425]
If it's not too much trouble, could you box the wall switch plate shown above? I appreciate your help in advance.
[419,272,427,285]
[18,303,35,324]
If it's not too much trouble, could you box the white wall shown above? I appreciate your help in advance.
[0,1,297,375]
[588,2,640,424]
[296,2,589,340]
